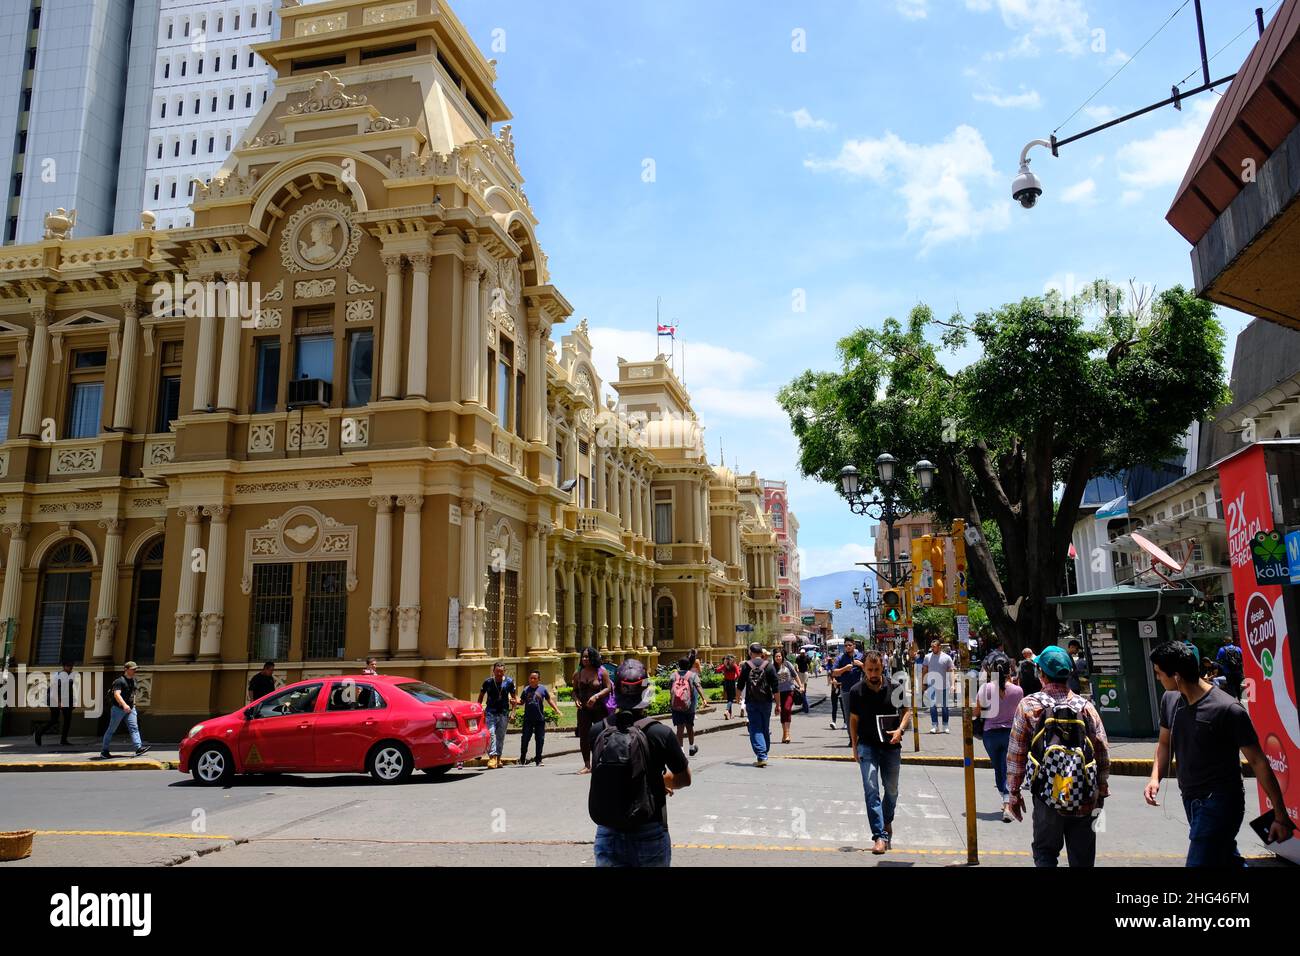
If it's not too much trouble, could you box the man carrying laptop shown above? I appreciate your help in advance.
[849,649,912,855]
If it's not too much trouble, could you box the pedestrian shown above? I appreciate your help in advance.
[975,653,1023,822]
[1066,640,1089,695]
[739,641,778,767]
[476,661,518,770]
[573,647,613,774]
[588,658,690,867]
[1006,646,1110,867]
[849,650,910,854]
[99,661,150,759]
[361,656,380,676]
[831,637,864,737]
[772,648,803,745]
[921,639,954,734]
[1144,641,1294,866]
[716,655,740,719]
[1213,634,1244,701]
[34,661,76,747]
[796,648,812,714]
[691,656,713,714]
[248,660,277,702]
[670,657,703,757]
[1016,647,1042,695]
[518,670,561,767]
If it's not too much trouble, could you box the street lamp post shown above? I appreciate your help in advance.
[840,454,935,589]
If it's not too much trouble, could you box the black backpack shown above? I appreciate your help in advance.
[1219,645,1243,677]
[588,713,659,830]
[1018,659,1041,694]
[745,660,773,701]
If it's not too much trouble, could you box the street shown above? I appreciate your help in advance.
[0,693,1275,868]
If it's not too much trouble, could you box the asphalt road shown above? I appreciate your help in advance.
[0,704,1279,868]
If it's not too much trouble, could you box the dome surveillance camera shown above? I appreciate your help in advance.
[1011,160,1042,209]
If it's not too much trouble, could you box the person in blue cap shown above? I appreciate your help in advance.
[1005,645,1110,867]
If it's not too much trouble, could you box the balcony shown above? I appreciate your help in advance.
[566,507,625,550]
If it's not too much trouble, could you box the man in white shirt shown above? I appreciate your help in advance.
[35,661,77,747]
[921,640,955,734]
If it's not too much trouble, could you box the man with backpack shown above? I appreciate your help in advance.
[1214,635,1244,701]
[1016,647,1041,695]
[588,658,690,867]
[739,642,779,766]
[670,657,702,757]
[1006,646,1110,867]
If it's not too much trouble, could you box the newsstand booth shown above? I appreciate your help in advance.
[1218,440,1300,863]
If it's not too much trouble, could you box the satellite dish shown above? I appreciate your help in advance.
[1131,531,1185,586]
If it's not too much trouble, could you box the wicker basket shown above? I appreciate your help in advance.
[0,830,34,862]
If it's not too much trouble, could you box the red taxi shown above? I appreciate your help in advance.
[179,675,488,786]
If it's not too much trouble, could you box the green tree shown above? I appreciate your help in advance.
[779,283,1228,653]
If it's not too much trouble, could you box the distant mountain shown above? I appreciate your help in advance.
[799,570,876,638]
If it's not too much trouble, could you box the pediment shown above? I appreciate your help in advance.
[49,310,120,332]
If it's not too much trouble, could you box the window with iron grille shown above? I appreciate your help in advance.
[34,543,93,665]
[129,538,165,664]
[655,596,674,647]
[304,562,348,660]
[485,569,519,658]
[249,563,293,661]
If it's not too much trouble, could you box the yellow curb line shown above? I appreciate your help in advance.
[34,830,233,840]
[776,755,1254,778]
[0,760,177,772]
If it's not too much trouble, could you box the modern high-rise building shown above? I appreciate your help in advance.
[0,0,281,246]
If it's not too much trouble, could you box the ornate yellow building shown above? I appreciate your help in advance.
[0,0,778,736]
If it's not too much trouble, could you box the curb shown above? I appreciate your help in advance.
[779,754,1256,778]
[0,759,178,772]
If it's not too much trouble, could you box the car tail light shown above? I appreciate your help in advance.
[435,713,458,730]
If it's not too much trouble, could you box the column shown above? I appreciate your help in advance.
[216,273,244,411]
[596,563,609,652]
[563,564,577,651]
[461,256,482,404]
[621,578,633,653]
[583,568,596,649]
[645,485,653,542]
[112,300,142,430]
[0,523,30,626]
[380,254,405,400]
[91,519,125,661]
[396,494,423,654]
[406,252,431,399]
[527,320,545,443]
[192,275,217,412]
[610,569,623,650]
[635,578,647,650]
[633,474,644,537]
[527,521,547,654]
[457,497,480,658]
[173,507,203,660]
[474,503,489,652]
[198,505,231,658]
[620,466,632,532]
[19,310,50,436]
[369,496,394,654]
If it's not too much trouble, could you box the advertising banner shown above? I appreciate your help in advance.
[1219,445,1300,861]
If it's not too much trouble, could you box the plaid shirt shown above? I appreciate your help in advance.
[1006,680,1110,814]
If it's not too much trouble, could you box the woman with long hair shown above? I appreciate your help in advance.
[573,647,612,774]
[974,652,1023,822]
[716,654,740,718]
[772,647,804,744]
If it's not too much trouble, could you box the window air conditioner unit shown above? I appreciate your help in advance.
[287,377,332,409]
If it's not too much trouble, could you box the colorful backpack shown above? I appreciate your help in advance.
[1027,695,1097,813]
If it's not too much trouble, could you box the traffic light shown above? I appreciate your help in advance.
[881,589,904,624]
[834,599,842,609]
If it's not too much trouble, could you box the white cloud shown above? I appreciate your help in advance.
[973,86,1042,109]
[1120,189,1143,205]
[1061,178,1097,204]
[1114,100,1213,195]
[897,0,929,19]
[968,0,1094,57]
[784,107,833,131]
[805,124,1010,250]
[799,542,877,579]
[1107,48,1131,67]
[1083,105,1116,121]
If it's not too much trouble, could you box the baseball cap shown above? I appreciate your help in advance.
[124,661,139,671]
[1033,646,1073,681]
[748,642,763,656]
[614,659,650,710]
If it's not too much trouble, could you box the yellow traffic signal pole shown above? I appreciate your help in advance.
[950,518,978,865]
[909,629,920,752]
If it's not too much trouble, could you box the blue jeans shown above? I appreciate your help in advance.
[486,712,508,757]
[1183,790,1246,868]
[981,727,1011,799]
[101,707,142,753]
[857,744,902,841]
[594,822,671,867]
[927,684,949,726]
[746,704,772,761]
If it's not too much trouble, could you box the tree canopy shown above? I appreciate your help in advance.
[779,282,1228,652]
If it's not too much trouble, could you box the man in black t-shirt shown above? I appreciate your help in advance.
[476,662,518,769]
[588,659,690,867]
[519,670,561,766]
[1144,642,1294,866]
[248,661,277,702]
[100,662,149,758]
[849,650,911,855]
[739,642,779,766]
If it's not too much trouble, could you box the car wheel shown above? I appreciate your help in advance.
[422,764,452,777]
[191,744,234,787]
[368,742,413,784]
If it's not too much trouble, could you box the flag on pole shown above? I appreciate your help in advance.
[657,323,677,338]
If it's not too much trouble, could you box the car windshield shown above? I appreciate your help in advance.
[396,681,455,704]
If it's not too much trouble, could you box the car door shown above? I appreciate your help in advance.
[315,680,389,771]
[237,683,323,771]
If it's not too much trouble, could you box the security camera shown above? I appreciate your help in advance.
[1011,160,1042,209]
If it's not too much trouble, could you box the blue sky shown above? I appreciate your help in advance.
[446,0,1268,579]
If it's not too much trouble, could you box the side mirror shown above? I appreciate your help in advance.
[243,707,256,720]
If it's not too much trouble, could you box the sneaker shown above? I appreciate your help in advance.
[98,752,111,759]
[535,761,544,767]
[689,745,699,757]
[928,727,939,735]
[135,745,151,757]
[942,726,951,734]
[828,721,838,730]
[1002,806,1013,823]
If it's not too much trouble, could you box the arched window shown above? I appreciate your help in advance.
[655,595,674,647]
[128,539,164,664]
[34,542,93,665]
